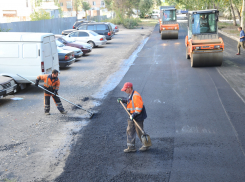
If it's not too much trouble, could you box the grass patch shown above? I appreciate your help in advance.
[107,18,141,29]
[138,19,158,27]
[218,22,240,29]
[222,29,240,37]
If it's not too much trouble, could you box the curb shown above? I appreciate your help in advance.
[218,29,239,42]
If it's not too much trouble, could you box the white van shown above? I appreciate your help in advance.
[0,32,59,87]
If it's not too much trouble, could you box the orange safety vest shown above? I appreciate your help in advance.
[127,90,143,114]
[37,74,60,91]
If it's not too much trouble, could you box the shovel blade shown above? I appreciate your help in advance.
[141,134,152,147]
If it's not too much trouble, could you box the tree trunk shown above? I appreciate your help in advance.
[242,0,245,30]
[234,3,241,25]
[229,0,237,26]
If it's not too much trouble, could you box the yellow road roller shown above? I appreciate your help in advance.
[185,9,224,67]
[159,6,179,39]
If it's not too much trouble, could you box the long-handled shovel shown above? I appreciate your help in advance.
[119,101,152,147]
[17,74,94,119]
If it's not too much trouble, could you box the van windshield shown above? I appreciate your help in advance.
[62,36,75,43]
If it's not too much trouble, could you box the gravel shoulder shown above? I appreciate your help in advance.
[0,25,154,182]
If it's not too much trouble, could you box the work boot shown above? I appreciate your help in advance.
[45,112,50,115]
[124,147,136,153]
[139,146,150,151]
[60,110,68,114]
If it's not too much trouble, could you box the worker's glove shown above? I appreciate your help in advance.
[35,79,39,87]
[130,113,138,121]
[117,98,127,103]
[54,89,58,96]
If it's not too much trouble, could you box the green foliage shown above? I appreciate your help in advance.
[35,0,43,7]
[54,0,63,17]
[0,27,11,32]
[82,2,91,11]
[107,17,141,28]
[30,9,51,21]
[139,0,154,18]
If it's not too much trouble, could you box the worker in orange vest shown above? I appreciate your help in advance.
[117,82,149,153]
[35,69,67,115]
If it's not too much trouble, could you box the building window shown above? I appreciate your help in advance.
[101,1,105,6]
[93,1,96,6]
[67,1,72,9]
[60,2,63,6]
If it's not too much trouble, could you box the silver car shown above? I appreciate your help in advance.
[109,23,119,34]
[0,76,17,98]
[56,40,83,59]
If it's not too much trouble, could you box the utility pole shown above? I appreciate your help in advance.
[242,0,245,30]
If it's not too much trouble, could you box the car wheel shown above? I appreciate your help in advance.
[88,41,95,48]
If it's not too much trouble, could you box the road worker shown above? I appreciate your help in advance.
[35,69,67,115]
[117,82,149,153]
[236,27,245,55]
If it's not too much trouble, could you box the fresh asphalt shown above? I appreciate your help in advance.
[54,22,245,182]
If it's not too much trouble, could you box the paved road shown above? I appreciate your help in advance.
[53,22,245,182]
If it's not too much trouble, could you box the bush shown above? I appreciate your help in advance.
[107,17,141,29]
[0,27,11,32]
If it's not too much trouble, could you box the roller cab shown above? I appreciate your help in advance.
[159,6,179,39]
[185,9,224,67]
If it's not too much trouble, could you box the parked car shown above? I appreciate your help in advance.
[56,40,83,58]
[0,75,17,98]
[55,35,92,55]
[57,47,75,68]
[68,30,107,48]
[62,29,75,35]
[77,22,113,40]
[109,23,119,34]
[0,33,59,86]
[72,20,95,29]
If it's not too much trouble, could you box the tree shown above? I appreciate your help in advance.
[82,1,91,18]
[229,0,237,26]
[30,9,52,21]
[242,0,245,29]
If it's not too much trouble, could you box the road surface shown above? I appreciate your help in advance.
[55,23,245,181]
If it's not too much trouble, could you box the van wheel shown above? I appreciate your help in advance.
[88,41,95,48]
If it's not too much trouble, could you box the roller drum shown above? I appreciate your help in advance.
[161,30,178,39]
[191,50,223,67]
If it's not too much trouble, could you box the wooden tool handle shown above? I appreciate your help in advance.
[120,101,145,134]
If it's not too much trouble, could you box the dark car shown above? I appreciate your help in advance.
[0,75,17,98]
[77,22,113,40]
[57,47,76,68]
[72,20,93,29]
[55,35,92,55]
[56,40,83,58]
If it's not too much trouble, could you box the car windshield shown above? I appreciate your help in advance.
[192,13,217,34]
[56,40,64,47]
[162,10,176,21]
[62,36,75,43]
[89,31,98,36]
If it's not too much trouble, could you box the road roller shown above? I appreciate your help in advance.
[185,9,224,67]
[159,6,179,39]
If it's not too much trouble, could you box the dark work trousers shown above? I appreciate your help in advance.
[127,119,144,147]
[44,93,65,113]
